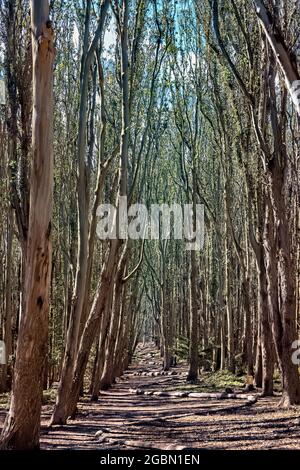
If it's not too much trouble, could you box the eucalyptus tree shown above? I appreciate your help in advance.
[0,0,54,449]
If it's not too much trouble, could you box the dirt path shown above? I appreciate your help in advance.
[35,343,300,450]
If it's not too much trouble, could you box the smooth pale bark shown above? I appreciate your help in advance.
[0,0,54,449]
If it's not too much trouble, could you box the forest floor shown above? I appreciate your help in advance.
[1,343,300,450]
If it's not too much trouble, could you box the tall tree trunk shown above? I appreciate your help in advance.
[265,192,300,406]
[0,210,13,393]
[113,285,128,378]
[224,213,235,373]
[258,256,274,396]
[187,167,199,382]
[0,0,54,449]
[90,287,113,401]
[100,259,126,390]
[254,330,262,389]
[161,266,171,371]
[187,251,198,381]
[66,240,121,420]
[250,192,274,394]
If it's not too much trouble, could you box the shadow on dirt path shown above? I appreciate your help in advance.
[35,343,300,450]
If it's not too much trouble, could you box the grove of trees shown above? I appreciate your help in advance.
[0,0,300,450]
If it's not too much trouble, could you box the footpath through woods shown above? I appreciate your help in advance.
[2,343,300,450]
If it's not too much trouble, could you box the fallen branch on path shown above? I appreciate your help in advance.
[128,388,258,402]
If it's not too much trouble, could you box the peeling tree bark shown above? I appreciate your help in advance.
[0,0,54,449]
